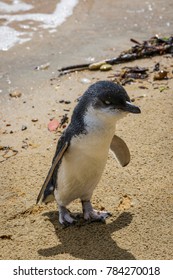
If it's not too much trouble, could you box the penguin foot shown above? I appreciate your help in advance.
[58,206,76,226]
[82,200,111,222]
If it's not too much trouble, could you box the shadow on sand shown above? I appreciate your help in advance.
[38,211,135,260]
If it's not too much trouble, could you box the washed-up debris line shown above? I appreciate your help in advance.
[58,35,173,76]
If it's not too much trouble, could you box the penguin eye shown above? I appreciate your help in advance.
[104,100,111,105]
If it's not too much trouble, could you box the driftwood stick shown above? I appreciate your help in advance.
[130,38,142,45]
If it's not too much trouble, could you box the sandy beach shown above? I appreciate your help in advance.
[0,0,173,260]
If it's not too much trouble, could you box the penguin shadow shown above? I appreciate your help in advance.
[38,211,136,260]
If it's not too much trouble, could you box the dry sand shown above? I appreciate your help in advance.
[0,0,173,260]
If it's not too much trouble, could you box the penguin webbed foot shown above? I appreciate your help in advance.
[82,200,111,223]
[58,206,77,227]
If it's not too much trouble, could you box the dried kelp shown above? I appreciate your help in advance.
[108,66,149,85]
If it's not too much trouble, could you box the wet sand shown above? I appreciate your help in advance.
[0,0,173,259]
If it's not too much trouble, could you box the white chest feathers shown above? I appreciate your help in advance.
[55,127,115,206]
[55,105,117,206]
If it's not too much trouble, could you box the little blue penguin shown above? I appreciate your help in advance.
[37,80,141,225]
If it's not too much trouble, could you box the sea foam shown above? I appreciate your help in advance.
[0,0,79,51]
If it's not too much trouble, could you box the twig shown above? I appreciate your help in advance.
[130,38,141,45]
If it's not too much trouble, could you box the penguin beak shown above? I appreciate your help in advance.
[123,101,141,114]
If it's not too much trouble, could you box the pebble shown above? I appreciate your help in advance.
[31,118,38,122]
[59,100,71,104]
[9,91,22,98]
[21,125,27,131]
[64,100,71,104]
[153,70,168,80]
[80,78,91,84]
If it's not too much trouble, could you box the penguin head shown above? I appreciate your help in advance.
[90,81,141,117]
[72,81,141,131]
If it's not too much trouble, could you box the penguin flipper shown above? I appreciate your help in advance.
[110,135,130,167]
[36,141,69,204]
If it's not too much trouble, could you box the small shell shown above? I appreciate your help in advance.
[100,63,112,71]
